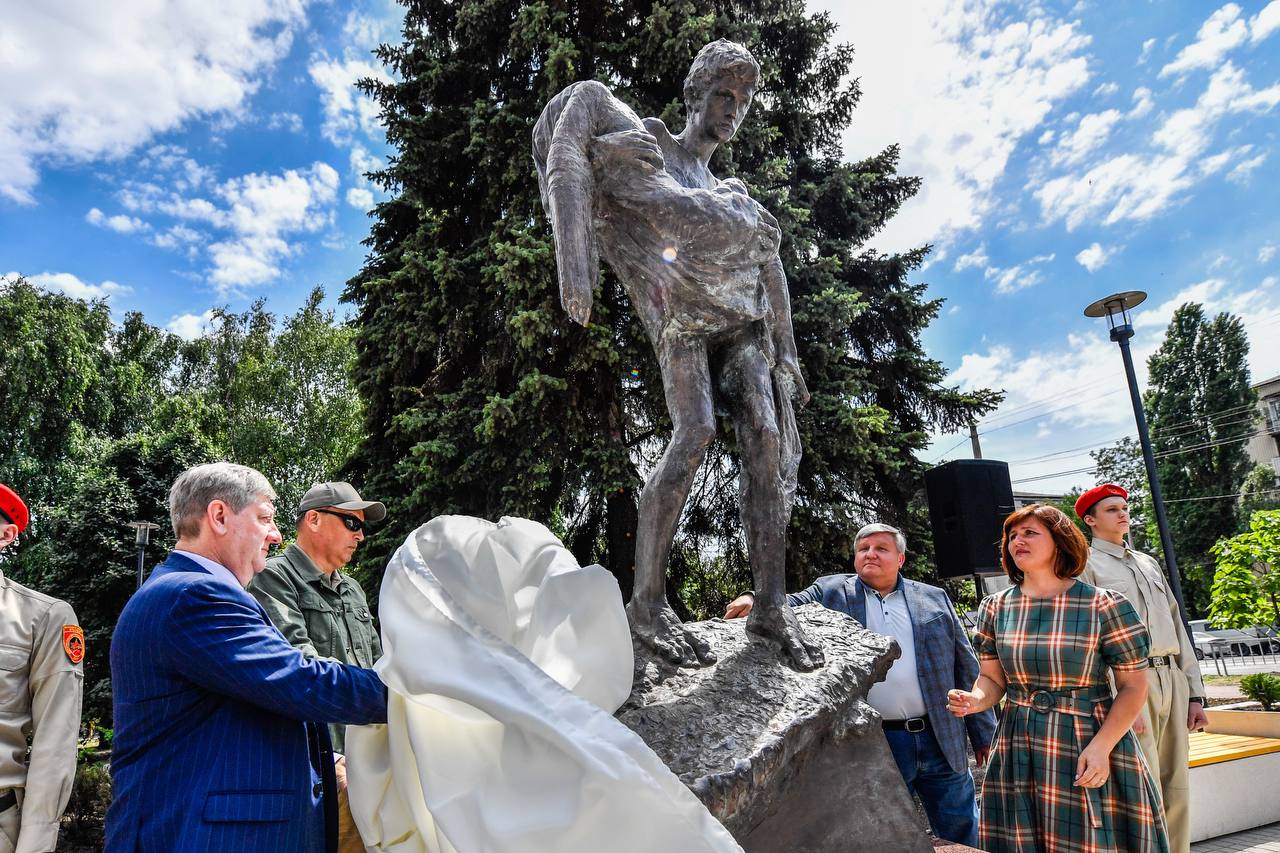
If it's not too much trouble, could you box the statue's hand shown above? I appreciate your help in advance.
[746,598,824,671]
[775,357,811,407]
[590,129,665,174]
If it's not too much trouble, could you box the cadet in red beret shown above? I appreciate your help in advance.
[1075,482,1204,853]
[0,484,85,852]
[1073,483,1128,519]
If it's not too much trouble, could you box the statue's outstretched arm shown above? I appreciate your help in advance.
[533,83,610,326]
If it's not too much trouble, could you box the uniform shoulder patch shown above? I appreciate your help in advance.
[62,625,85,664]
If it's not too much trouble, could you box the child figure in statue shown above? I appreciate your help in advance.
[532,40,822,670]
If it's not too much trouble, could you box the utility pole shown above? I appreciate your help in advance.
[969,421,983,459]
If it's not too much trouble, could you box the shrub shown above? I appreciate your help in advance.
[1240,673,1280,711]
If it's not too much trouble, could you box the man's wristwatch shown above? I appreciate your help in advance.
[1190,697,1205,705]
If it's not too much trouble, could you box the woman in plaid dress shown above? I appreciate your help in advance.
[947,504,1168,853]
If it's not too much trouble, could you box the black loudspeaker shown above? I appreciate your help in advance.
[923,459,1015,578]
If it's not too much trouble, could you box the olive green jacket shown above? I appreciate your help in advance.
[249,543,382,751]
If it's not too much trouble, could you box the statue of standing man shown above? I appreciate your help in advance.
[533,40,822,671]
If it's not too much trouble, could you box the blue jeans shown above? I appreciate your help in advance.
[884,726,979,847]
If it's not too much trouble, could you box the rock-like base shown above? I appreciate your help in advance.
[616,604,933,853]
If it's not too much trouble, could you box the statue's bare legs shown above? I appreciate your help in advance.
[629,337,717,667]
[727,342,823,671]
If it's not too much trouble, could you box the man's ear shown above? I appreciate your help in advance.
[207,500,229,534]
[0,524,17,548]
[1082,513,1096,530]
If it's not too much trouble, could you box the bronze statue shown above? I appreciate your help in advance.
[533,40,821,671]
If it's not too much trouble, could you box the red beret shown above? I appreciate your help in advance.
[1075,483,1128,518]
[0,483,30,533]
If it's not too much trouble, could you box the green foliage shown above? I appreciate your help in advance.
[344,0,1000,602]
[1208,559,1265,629]
[1240,673,1280,711]
[1240,463,1280,522]
[1145,303,1255,616]
[0,278,361,722]
[1210,509,1280,629]
[63,758,113,845]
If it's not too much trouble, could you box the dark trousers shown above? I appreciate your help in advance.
[884,726,980,847]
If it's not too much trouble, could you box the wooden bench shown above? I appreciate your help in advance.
[1188,730,1280,842]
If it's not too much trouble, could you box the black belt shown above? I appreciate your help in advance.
[882,716,929,733]
[1148,655,1173,668]
[0,789,15,813]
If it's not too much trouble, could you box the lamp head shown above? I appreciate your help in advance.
[1084,290,1147,340]
[129,520,160,547]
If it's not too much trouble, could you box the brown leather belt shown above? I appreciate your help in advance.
[0,788,16,813]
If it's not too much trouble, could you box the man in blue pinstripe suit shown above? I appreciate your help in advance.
[105,463,388,852]
[725,523,996,847]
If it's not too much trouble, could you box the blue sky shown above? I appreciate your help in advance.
[2,0,1278,495]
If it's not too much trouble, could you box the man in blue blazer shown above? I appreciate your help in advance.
[106,463,388,853]
[725,523,996,847]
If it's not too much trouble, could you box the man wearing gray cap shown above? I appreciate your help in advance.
[250,482,386,852]
[724,522,995,847]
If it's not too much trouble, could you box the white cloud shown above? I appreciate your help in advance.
[833,2,1091,253]
[1261,243,1278,264]
[308,56,390,146]
[137,144,212,191]
[207,162,339,289]
[1035,62,1280,229]
[1037,129,1056,145]
[1051,109,1123,166]
[346,187,374,210]
[149,224,203,251]
[1093,81,1120,97]
[267,112,304,133]
[1129,86,1155,118]
[86,207,148,234]
[1138,37,1157,65]
[6,270,130,302]
[983,253,1056,294]
[1160,3,1250,78]
[954,245,990,271]
[1227,151,1267,185]
[166,309,216,340]
[1075,242,1117,272]
[0,0,309,204]
[1251,0,1280,42]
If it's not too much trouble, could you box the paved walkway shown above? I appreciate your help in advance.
[1193,822,1280,852]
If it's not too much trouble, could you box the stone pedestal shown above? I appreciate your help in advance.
[616,604,933,853]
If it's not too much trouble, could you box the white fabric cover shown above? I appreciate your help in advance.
[346,515,744,853]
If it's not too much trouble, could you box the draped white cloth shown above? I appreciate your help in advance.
[346,516,744,853]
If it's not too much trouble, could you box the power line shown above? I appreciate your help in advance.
[928,435,971,464]
[1011,465,1097,485]
[1164,487,1280,504]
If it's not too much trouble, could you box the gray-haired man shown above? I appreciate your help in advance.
[724,523,995,847]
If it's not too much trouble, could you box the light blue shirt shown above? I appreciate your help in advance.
[863,582,928,719]
[172,549,243,591]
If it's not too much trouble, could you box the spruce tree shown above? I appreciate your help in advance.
[1145,303,1256,616]
[344,0,999,611]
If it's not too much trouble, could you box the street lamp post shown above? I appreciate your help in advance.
[1083,290,1192,625]
[128,521,160,589]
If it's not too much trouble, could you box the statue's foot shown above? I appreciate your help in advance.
[626,600,717,668]
[746,602,825,671]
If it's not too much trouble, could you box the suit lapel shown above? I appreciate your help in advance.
[846,576,867,625]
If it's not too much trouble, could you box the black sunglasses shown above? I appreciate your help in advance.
[314,509,367,533]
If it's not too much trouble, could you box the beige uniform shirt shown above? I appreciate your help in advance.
[0,570,84,853]
[1081,538,1205,699]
